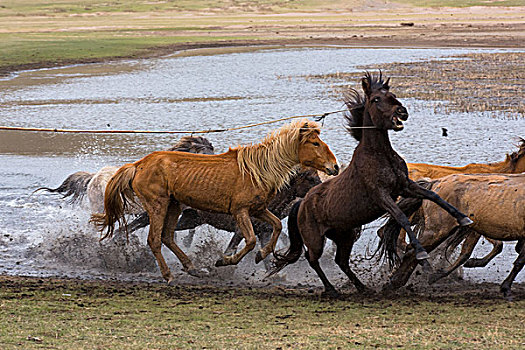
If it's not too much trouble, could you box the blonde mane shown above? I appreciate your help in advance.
[236,119,321,192]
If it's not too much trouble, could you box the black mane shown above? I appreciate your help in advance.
[363,70,390,92]
[343,88,365,142]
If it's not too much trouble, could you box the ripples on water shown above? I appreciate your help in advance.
[0,47,523,287]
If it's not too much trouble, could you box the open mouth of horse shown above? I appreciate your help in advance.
[392,111,408,131]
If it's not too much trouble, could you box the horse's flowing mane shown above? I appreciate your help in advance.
[236,119,320,192]
[343,88,365,142]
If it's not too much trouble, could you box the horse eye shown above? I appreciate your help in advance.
[313,142,320,147]
[372,97,380,103]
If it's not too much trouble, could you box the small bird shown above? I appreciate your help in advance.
[441,128,448,137]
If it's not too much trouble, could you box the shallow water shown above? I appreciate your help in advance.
[0,47,524,289]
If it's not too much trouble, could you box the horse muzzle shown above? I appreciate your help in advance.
[392,107,408,131]
[324,164,339,176]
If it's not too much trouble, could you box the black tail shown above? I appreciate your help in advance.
[377,179,433,268]
[34,171,94,204]
[444,225,472,260]
[268,200,304,276]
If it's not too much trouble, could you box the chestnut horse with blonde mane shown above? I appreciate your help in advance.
[91,119,338,284]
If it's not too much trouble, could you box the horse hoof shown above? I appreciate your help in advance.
[187,268,209,278]
[167,277,176,286]
[215,256,232,267]
[420,260,433,274]
[416,251,430,261]
[321,288,340,299]
[428,273,441,285]
[357,286,375,295]
[255,250,264,264]
[459,217,474,226]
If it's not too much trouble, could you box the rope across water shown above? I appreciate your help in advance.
[0,108,375,135]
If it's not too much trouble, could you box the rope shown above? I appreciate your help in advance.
[0,110,349,135]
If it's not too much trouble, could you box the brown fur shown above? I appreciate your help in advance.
[390,138,525,262]
[91,119,338,283]
[386,173,525,297]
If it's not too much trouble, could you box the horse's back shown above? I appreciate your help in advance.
[131,150,262,213]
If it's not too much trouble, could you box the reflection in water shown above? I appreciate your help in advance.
[0,47,524,287]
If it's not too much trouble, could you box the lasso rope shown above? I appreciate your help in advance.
[0,108,375,135]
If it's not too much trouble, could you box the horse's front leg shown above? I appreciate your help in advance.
[253,209,282,264]
[215,209,256,267]
[404,180,473,226]
[378,193,430,261]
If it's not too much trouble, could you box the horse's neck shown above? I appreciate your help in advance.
[460,159,514,173]
[359,112,395,154]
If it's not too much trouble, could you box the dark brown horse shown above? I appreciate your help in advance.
[270,72,472,297]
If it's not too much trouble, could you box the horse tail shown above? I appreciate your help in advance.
[268,200,304,276]
[90,164,137,241]
[377,179,434,268]
[33,171,94,204]
[444,225,471,260]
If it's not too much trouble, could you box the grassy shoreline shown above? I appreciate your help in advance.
[1,1,524,76]
[1,275,524,349]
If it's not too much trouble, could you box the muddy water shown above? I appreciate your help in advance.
[0,47,524,290]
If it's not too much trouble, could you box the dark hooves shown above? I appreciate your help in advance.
[215,258,227,267]
[255,251,264,264]
[419,259,433,274]
[321,288,341,299]
[187,268,210,278]
[459,216,474,226]
[416,250,430,261]
[428,273,442,285]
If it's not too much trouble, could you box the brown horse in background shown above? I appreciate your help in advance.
[385,173,525,297]
[91,119,339,284]
[385,138,525,266]
[270,72,472,297]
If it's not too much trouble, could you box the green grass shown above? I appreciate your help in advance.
[0,31,251,68]
[393,0,525,7]
[0,1,523,74]
[1,277,524,349]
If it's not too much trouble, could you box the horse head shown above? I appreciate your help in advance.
[168,135,214,154]
[509,137,525,173]
[290,168,322,198]
[297,120,339,176]
[361,71,407,132]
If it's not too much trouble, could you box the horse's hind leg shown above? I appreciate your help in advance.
[333,232,369,293]
[254,209,282,263]
[305,242,339,298]
[464,238,504,268]
[500,239,525,298]
[429,229,480,284]
[215,209,256,266]
[161,201,204,278]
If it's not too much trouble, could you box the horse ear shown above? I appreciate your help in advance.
[361,77,371,96]
[300,121,309,133]
[383,77,390,90]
